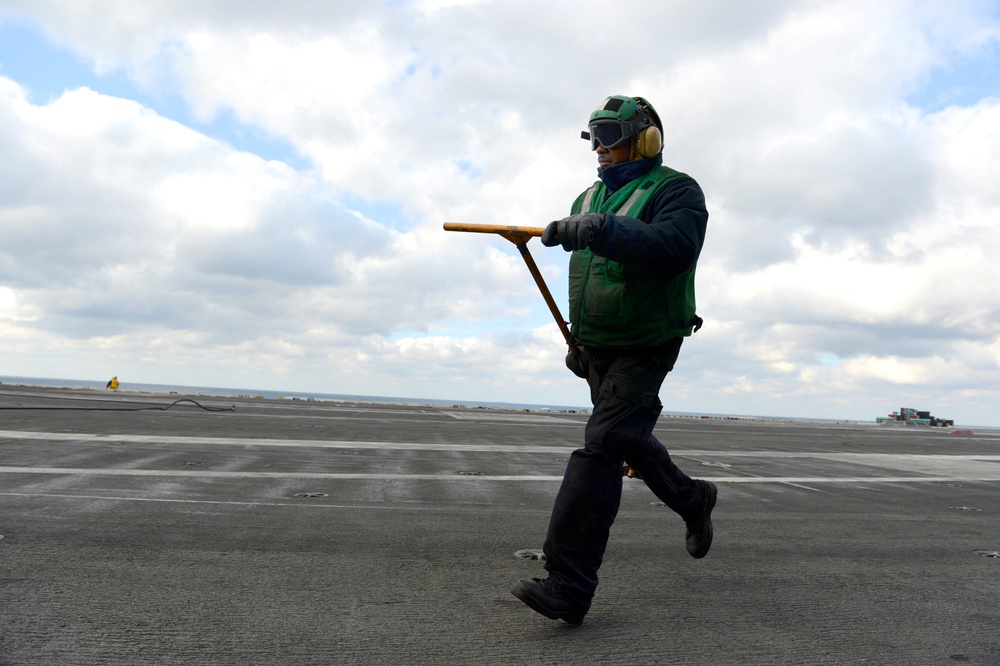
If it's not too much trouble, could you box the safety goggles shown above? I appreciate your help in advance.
[583,121,633,150]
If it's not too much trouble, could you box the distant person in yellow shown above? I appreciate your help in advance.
[106,376,119,390]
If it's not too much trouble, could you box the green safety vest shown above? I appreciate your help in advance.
[568,166,701,348]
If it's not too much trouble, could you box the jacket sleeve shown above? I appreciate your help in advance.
[588,176,708,279]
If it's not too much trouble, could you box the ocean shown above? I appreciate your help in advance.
[0,374,591,413]
[1,375,899,425]
[0,374,843,424]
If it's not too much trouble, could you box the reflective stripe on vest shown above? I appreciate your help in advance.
[580,181,654,217]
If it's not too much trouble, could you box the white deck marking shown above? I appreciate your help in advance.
[0,429,569,453]
[442,412,583,424]
[2,430,1000,482]
[0,492,463,510]
[1,466,1000,482]
[0,467,563,481]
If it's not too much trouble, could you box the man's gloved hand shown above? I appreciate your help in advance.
[565,350,589,379]
[540,213,606,251]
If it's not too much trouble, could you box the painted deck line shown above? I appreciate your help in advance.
[0,429,571,453]
[0,491,466,510]
[3,467,1000,482]
[3,429,1000,462]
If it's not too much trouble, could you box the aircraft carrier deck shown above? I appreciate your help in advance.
[2,384,998,665]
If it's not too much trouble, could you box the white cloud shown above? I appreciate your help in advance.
[1,0,1000,424]
[0,284,17,314]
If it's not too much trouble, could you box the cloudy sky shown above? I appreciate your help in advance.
[1,1,999,425]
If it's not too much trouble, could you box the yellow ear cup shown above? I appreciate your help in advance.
[635,125,662,158]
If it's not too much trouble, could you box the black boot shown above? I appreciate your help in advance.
[511,576,588,625]
[685,480,718,559]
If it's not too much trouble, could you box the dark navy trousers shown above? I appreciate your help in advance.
[542,338,703,609]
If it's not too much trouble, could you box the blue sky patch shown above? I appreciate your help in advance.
[0,20,309,169]
[454,159,483,181]
[342,194,416,232]
[907,38,1000,111]
[816,352,841,366]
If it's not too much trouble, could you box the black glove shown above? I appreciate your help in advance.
[541,213,606,251]
[565,350,589,379]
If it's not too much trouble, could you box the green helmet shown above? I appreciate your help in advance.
[582,95,663,153]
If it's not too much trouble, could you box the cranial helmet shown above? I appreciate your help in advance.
[581,95,663,159]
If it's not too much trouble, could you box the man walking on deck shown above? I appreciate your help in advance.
[511,95,718,626]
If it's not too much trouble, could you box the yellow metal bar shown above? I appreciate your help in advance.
[443,222,545,236]
[443,222,547,246]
